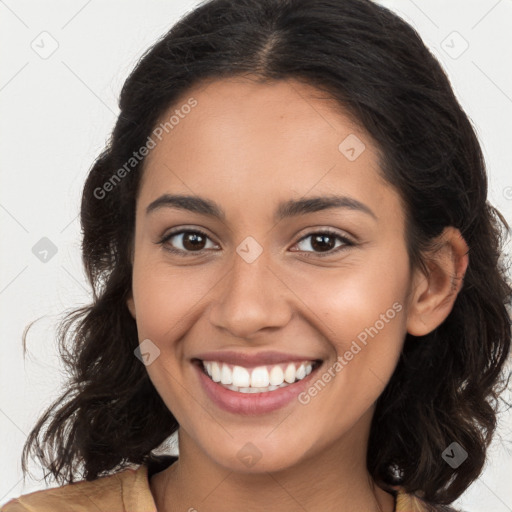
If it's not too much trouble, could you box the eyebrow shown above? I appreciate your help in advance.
[145,193,377,221]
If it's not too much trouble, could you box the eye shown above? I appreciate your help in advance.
[157,227,355,258]
[157,229,219,255]
[291,229,355,258]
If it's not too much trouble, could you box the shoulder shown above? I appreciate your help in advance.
[396,488,462,512]
[1,464,156,512]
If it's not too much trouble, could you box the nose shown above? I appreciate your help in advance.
[208,248,293,339]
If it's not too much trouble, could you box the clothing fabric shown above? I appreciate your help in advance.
[1,456,449,512]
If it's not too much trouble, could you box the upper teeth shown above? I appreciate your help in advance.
[202,360,314,391]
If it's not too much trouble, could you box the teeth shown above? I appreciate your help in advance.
[284,363,296,384]
[221,363,232,385]
[211,361,221,382]
[201,360,317,392]
[225,382,291,393]
[251,366,270,387]
[232,366,250,387]
[269,366,284,386]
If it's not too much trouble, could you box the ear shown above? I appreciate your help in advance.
[126,290,136,319]
[406,227,469,336]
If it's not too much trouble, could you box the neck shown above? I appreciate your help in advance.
[151,428,395,512]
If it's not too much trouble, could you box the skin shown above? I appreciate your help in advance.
[126,76,469,512]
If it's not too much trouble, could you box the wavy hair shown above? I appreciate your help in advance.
[21,0,511,508]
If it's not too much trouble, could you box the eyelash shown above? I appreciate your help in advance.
[156,228,355,258]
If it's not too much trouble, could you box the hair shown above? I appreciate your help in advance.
[21,0,511,509]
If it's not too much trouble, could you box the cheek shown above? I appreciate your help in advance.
[129,261,205,394]
[131,257,215,340]
[291,251,409,403]
[130,261,203,416]
[294,248,409,340]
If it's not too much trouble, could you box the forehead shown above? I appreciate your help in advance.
[137,77,401,224]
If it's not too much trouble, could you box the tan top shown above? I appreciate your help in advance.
[1,464,433,511]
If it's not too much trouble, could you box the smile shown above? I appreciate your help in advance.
[192,352,324,415]
[200,360,319,393]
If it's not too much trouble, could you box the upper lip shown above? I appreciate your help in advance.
[192,350,322,367]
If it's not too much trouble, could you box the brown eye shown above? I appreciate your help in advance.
[310,233,337,252]
[292,230,354,257]
[159,229,218,255]
[180,231,207,251]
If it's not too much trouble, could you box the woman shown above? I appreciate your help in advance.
[3,0,510,511]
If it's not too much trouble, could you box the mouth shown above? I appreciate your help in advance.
[195,359,322,394]
[191,350,325,415]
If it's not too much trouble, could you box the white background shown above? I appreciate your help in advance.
[1,1,511,510]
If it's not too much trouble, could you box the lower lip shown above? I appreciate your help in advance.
[194,362,321,415]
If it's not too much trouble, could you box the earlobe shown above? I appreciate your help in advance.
[406,227,469,336]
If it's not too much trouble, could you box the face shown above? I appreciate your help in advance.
[127,76,417,474]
